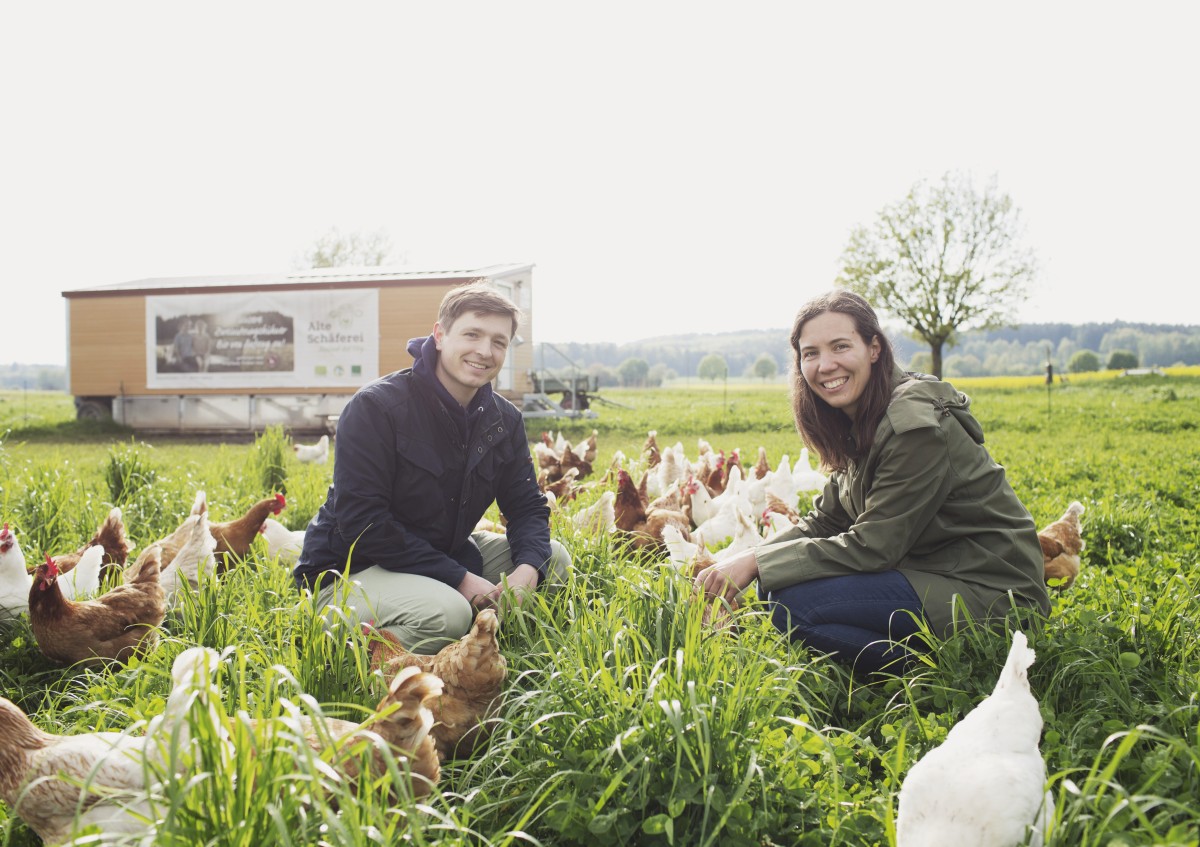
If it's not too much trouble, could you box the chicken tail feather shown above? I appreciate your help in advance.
[994,630,1035,694]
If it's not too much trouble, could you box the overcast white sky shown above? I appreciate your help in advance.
[2,1,1197,367]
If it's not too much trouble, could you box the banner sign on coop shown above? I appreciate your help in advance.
[146,290,379,389]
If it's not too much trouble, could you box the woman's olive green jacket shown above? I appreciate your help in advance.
[755,367,1050,635]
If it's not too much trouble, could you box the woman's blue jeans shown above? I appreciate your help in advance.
[759,571,929,674]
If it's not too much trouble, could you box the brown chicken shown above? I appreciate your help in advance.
[0,647,226,844]
[642,430,660,464]
[0,696,149,843]
[155,510,218,598]
[725,448,744,481]
[283,666,444,799]
[649,479,688,514]
[534,436,564,479]
[614,470,690,554]
[751,446,770,481]
[210,493,287,570]
[36,506,132,581]
[559,445,593,482]
[580,429,599,465]
[539,466,581,505]
[149,489,210,569]
[614,469,649,533]
[368,609,507,760]
[764,491,801,525]
[702,452,727,498]
[29,548,165,667]
[1038,501,1085,590]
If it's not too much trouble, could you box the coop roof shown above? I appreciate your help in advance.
[62,263,534,298]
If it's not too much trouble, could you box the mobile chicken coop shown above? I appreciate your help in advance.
[61,264,544,433]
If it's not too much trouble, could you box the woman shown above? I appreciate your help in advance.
[694,290,1050,673]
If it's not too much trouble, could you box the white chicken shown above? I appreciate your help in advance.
[791,447,828,493]
[156,510,218,599]
[144,646,231,773]
[0,522,31,618]
[260,517,306,565]
[661,524,701,569]
[293,433,330,464]
[761,510,796,543]
[686,475,716,527]
[572,490,616,535]
[0,646,225,845]
[693,498,751,547]
[653,446,687,499]
[895,630,1054,847]
[57,544,104,601]
[709,464,751,518]
[711,506,762,561]
[745,455,799,519]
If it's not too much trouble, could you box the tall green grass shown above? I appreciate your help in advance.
[1,376,1198,846]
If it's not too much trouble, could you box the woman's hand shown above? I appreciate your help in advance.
[693,549,760,605]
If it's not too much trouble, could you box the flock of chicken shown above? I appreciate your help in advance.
[532,428,1080,847]
[0,470,512,844]
[0,644,447,844]
[0,426,1089,846]
[534,429,1087,592]
[0,491,287,667]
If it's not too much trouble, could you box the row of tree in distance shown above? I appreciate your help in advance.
[534,319,1199,387]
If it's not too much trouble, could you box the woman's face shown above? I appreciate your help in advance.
[797,311,881,420]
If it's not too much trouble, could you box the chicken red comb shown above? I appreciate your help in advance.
[41,553,59,582]
[272,493,286,513]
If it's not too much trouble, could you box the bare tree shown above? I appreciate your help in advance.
[837,172,1037,378]
[296,227,396,269]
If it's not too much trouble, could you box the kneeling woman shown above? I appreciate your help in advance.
[694,290,1050,674]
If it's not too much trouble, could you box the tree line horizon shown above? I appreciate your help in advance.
[531,318,1200,387]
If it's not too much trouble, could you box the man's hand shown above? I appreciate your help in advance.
[458,571,499,610]
[693,550,759,605]
[486,563,540,615]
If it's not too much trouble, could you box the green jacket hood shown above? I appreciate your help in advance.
[886,366,985,445]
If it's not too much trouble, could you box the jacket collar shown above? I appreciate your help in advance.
[407,334,495,434]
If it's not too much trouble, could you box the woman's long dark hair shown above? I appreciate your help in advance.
[789,290,897,472]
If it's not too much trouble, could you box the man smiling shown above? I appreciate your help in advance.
[295,282,571,653]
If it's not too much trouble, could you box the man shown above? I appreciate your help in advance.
[295,282,570,653]
[172,319,198,371]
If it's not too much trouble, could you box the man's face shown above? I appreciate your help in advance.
[433,311,512,405]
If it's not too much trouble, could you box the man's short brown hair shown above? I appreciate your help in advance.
[437,281,521,338]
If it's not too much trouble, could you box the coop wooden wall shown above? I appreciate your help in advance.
[378,283,536,396]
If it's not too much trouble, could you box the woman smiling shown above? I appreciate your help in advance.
[694,290,1049,674]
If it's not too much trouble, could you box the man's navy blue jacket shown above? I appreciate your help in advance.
[294,335,552,591]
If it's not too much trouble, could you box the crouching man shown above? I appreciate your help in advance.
[295,282,571,652]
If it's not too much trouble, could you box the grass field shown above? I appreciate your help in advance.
[1,373,1198,846]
